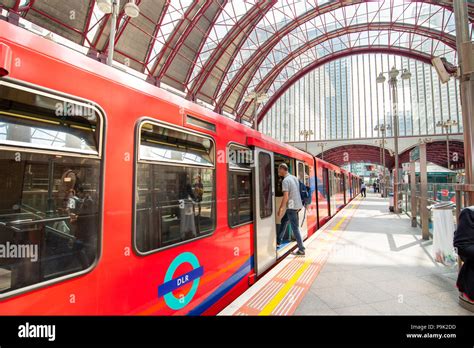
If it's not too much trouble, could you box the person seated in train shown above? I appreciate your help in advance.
[58,169,80,212]
[53,168,82,235]
[71,186,97,266]
[276,163,305,256]
[178,171,197,240]
[193,174,204,217]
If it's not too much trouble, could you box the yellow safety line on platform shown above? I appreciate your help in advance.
[258,259,312,315]
[258,197,360,316]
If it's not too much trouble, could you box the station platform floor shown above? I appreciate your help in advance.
[220,193,473,316]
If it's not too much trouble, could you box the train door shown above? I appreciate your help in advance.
[323,166,330,217]
[344,174,349,204]
[254,148,276,276]
[329,170,337,215]
[296,161,308,240]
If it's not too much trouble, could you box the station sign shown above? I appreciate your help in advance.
[410,146,420,161]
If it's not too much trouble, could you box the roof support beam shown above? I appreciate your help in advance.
[235,23,456,121]
[150,0,205,77]
[216,0,364,114]
[254,46,434,125]
[218,0,472,116]
[186,0,276,104]
[151,0,227,92]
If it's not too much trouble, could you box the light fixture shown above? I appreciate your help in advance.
[256,93,268,103]
[401,69,412,80]
[388,66,399,79]
[96,0,113,14]
[244,91,268,103]
[376,72,386,84]
[124,0,140,18]
[244,91,257,103]
[437,119,458,128]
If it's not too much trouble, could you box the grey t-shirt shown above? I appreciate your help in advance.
[282,174,303,210]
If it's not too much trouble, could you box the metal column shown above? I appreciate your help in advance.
[410,161,417,227]
[454,0,474,205]
[107,0,119,66]
[389,78,400,213]
[420,142,429,240]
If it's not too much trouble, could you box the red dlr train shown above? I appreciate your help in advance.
[0,20,359,315]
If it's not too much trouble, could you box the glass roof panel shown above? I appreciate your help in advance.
[4,0,472,119]
[216,1,459,102]
[188,0,258,84]
[226,1,460,110]
[145,0,194,71]
[248,30,456,114]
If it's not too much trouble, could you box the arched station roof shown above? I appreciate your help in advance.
[2,0,473,124]
[321,140,465,170]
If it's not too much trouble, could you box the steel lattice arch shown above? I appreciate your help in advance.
[1,0,473,125]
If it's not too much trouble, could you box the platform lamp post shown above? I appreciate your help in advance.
[244,91,268,130]
[436,119,458,169]
[374,138,387,195]
[299,129,314,152]
[374,123,391,198]
[317,142,327,160]
[96,0,140,66]
[376,67,411,213]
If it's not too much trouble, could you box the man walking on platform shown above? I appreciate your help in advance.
[361,182,367,197]
[277,163,305,256]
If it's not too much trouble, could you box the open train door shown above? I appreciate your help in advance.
[296,161,308,240]
[253,148,277,276]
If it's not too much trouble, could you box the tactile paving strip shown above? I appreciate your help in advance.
[229,196,362,316]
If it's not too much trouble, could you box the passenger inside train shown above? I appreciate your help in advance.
[0,82,101,293]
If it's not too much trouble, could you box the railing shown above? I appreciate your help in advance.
[398,182,474,311]
[399,183,461,235]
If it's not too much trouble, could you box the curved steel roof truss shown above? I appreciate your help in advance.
[1,0,472,123]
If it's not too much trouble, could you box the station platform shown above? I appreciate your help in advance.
[220,193,473,316]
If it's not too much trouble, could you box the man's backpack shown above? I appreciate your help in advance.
[299,181,311,207]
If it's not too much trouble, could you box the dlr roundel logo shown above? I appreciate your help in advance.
[158,252,204,310]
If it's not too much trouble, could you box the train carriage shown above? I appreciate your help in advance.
[0,20,358,315]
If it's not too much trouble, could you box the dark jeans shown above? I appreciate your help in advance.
[278,209,305,251]
[361,188,366,197]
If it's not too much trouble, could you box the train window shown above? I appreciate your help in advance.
[228,145,253,227]
[258,152,273,219]
[139,122,213,166]
[322,168,329,199]
[135,121,216,253]
[228,145,252,170]
[274,155,293,197]
[186,114,216,132]
[0,81,100,156]
[297,162,304,182]
[304,164,310,187]
[0,81,103,296]
[228,172,253,227]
